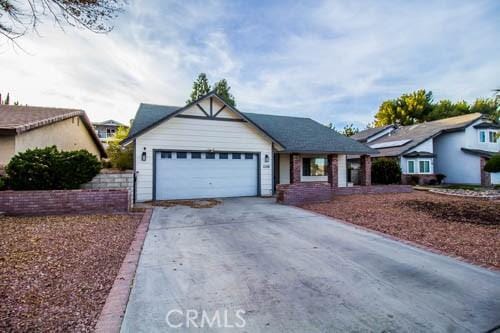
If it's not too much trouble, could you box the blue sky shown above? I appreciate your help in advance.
[1,0,499,129]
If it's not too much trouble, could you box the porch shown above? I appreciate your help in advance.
[274,153,378,204]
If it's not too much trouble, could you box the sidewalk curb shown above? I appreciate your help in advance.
[94,208,153,332]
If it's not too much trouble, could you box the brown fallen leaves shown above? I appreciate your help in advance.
[0,214,142,332]
[302,192,500,268]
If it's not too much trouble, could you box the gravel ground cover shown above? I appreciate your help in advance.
[302,192,500,268]
[0,214,142,332]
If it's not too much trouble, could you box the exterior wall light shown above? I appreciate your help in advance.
[141,148,147,161]
[264,154,270,163]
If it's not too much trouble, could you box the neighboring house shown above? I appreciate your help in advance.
[92,119,127,145]
[0,105,106,167]
[352,113,500,185]
[122,91,376,202]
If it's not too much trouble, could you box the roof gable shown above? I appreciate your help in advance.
[367,113,483,157]
[0,105,106,157]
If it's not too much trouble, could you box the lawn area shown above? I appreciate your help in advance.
[302,192,500,269]
[0,214,142,332]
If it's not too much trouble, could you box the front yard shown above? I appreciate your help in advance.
[302,192,500,269]
[0,214,142,332]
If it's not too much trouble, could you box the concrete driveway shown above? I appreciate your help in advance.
[121,197,500,332]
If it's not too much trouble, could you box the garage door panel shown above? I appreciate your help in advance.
[155,152,258,200]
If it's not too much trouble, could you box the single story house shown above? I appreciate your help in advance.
[0,105,106,167]
[122,91,380,203]
[351,113,500,185]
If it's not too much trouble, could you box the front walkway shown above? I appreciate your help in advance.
[121,197,500,332]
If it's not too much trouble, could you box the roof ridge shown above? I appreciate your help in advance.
[0,104,83,112]
[243,112,312,120]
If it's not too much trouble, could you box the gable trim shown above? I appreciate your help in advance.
[122,91,285,149]
[175,114,246,122]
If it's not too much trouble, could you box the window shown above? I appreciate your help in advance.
[302,157,327,176]
[479,131,486,143]
[407,160,415,173]
[176,152,187,159]
[244,153,253,160]
[232,153,241,159]
[419,160,430,173]
[489,131,497,143]
[206,152,215,159]
[161,152,171,159]
[219,153,228,159]
[191,152,201,159]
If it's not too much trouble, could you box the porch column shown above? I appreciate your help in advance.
[327,154,338,188]
[290,154,301,184]
[360,155,372,186]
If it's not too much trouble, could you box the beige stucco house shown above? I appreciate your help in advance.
[0,105,106,167]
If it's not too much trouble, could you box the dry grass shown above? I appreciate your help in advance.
[302,192,500,268]
[0,213,142,332]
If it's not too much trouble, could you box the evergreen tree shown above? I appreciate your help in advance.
[5,93,10,105]
[213,79,236,107]
[186,73,211,104]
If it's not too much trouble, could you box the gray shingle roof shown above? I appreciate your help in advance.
[128,103,181,138]
[243,112,377,154]
[124,101,376,154]
[351,125,394,142]
[366,113,483,157]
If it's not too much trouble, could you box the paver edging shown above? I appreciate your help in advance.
[296,205,500,272]
[94,208,153,332]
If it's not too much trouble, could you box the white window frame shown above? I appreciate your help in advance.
[488,130,497,143]
[407,160,416,174]
[479,130,486,143]
[418,159,431,174]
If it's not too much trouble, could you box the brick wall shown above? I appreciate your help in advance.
[276,183,412,205]
[401,174,438,185]
[0,189,129,216]
[480,157,491,186]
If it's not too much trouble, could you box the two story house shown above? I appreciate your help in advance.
[92,120,128,146]
[352,113,499,185]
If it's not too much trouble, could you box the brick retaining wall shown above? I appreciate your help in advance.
[276,183,412,205]
[0,189,129,215]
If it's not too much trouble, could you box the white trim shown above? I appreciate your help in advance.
[479,130,486,143]
[407,160,416,174]
[418,159,431,174]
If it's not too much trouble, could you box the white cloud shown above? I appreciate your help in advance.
[0,0,498,129]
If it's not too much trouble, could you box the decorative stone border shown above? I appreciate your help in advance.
[428,189,500,199]
[94,209,153,333]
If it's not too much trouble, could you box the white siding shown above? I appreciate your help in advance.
[464,119,500,152]
[401,138,435,174]
[279,154,290,185]
[492,172,500,185]
[434,131,481,184]
[337,154,347,187]
[135,108,273,202]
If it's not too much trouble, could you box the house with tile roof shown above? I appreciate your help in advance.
[0,105,106,167]
[352,113,500,185]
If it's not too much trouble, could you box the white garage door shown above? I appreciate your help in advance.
[155,151,258,200]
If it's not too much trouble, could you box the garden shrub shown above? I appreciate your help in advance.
[0,176,5,190]
[371,158,402,184]
[436,173,446,185]
[6,146,101,190]
[106,126,133,170]
[484,154,500,173]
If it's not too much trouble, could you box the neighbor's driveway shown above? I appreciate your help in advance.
[121,197,500,332]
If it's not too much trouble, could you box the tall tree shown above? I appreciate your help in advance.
[106,126,133,170]
[0,0,125,42]
[186,73,211,104]
[340,124,359,137]
[374,89,433,126]
[213,79,236,107]
[470,98,498,122]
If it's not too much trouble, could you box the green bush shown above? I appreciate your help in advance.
[371,158,402,184]
[484,154,500,173]
[436,173,446,185]
[6,146,101,190]
[106,126,133,170]
[0,176,5,190]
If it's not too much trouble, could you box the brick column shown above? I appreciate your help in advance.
[480,157,491,186]
[290,154,301,184]
[360,155,372,186]
[327,154,338,188]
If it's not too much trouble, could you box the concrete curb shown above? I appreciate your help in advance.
[298,206,500,272]
[94,209,153,333]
